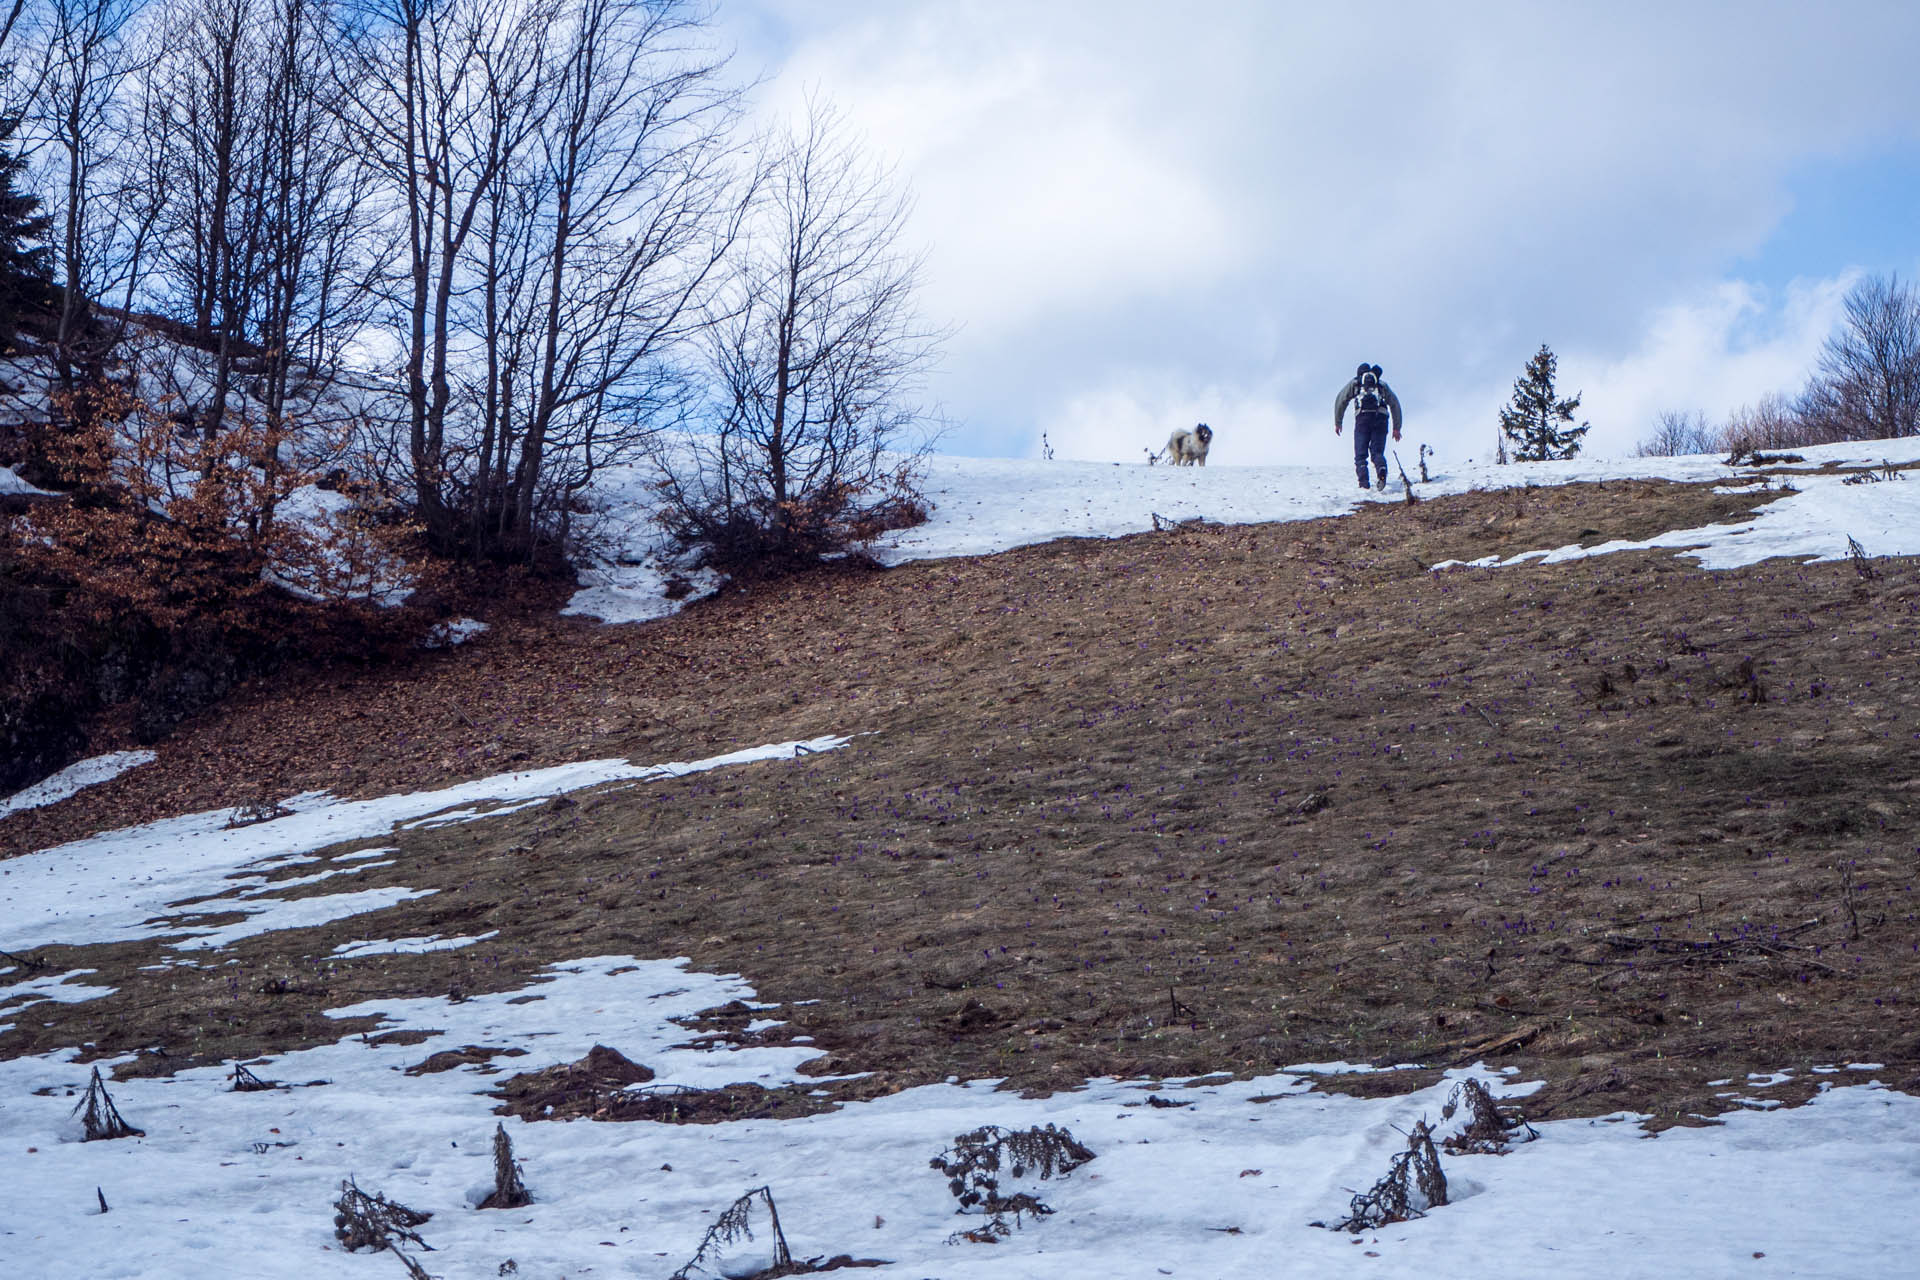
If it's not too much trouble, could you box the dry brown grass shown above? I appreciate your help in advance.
[6,476,1920,1130]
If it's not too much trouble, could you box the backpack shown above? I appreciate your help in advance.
[1356,373,1384,415]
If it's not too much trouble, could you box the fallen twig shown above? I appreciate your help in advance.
[0,947,49,972]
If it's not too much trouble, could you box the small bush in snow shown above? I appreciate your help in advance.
[1329,1120,1448,1233]
[477,1122,532,1210]
[930,1123,1095,1242]
[1848,535,1880,581]
[332,1175,433,1261]
[658,476,928,582]
[73,1066,142,1141]
[1439,1078,1538,1155]
[670,1185,793,1280]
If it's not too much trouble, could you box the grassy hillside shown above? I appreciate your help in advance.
[5,475,1918,1128]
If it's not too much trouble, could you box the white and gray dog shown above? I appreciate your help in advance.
[1162,422,1213,466]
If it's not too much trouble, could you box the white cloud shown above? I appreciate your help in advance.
[1042,376,1315,467]
[1560,276,1858,455]
[722,2,1920,462]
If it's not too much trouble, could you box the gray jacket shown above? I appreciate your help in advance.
[1334,377,1403,433]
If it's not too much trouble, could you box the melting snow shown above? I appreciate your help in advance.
[0,751,157,819]
[567,437,1920,623]
[0,736,849,953]
[0,954,1913,1279]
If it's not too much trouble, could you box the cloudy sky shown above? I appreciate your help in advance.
[719,1,1920,465]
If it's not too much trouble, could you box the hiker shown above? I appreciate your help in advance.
[1334,363,1402,490]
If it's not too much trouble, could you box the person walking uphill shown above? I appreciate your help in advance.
[1334,363,1402,490]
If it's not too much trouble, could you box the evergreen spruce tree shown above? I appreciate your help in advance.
[1498,344,1589,461]
[0,116,52,342]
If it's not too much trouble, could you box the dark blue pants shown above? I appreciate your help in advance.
[1354,413,1389,487]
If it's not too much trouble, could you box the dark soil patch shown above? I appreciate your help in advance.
[485,1043,857,1123]
[8,477,1920,1129]
[406,1045,528,1075]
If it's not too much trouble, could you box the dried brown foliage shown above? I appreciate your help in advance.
[1,381,442,790]
[477,1122,532,1209]
[671,1186,793,1280]
[930,1123,1095,1240]
[73,1065,142,1140]
[1330,1120,1447,1232]
[17,383,429,623]
[1440,1078,1538,1155]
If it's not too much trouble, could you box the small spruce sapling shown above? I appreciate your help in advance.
[332,1176,433,1255]
[478,1122,532,1209]
[1439,1078,1538,1154]
[1848,535,1878,580]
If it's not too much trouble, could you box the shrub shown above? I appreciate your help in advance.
[1328,1120,1447,1233]
[657,467,928,582]
[477,1122,532,1210]
[671,1186,792,1280]
[1439,1078,1538,1154]
[930,1123,1095,1242]
[73,1066,142,1141]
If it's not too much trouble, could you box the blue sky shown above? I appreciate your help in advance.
[1750,143,1920,289]
[719,1,1920,466]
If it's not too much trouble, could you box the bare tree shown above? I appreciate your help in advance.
[347,0,738,562]
[656,97,939,573]
[32,0,147,387]
[1721,391,1809,454]
[245,0,386,416]
[343,0,538,549]
[1803,273,1920,442]
[1634,408,1718,458]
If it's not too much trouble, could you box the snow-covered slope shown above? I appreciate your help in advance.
[569,437,1920,624]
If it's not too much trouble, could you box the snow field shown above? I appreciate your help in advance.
[1,952,1915,1278]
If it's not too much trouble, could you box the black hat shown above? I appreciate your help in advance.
[1370,364,1383,377]
[1356,363,1371,378]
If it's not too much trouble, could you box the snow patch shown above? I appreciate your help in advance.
[0,750,157,819]
[422,617,490,648]
[0,735,850,953]
[333,931,500,959]
[0,462,53,497]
